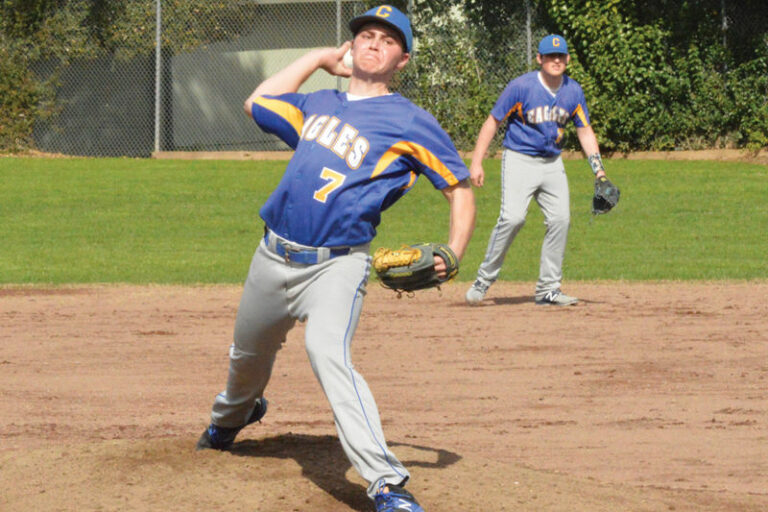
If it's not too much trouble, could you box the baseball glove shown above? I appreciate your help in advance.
[372,243,458,293]
[592,176,620,214]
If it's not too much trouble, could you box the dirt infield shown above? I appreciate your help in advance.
[1,282,766,511]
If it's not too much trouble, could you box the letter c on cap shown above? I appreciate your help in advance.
[376,5,392,18]
[553,37,560,47]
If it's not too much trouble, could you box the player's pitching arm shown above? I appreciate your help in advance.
[576,125,607,179]
[244,42,353,115]
[436,179,476,276]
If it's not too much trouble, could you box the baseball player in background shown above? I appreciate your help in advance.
[465,34,611,306]
[196,5,475,512]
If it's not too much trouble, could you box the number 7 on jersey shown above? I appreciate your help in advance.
[313,167,346,203]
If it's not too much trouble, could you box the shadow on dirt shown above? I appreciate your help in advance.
[231,433,461,511]
[491,295,534,305]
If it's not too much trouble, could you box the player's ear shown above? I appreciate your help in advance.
[536,53,543,65]
[395,52,410,71]
[566,54,571,65]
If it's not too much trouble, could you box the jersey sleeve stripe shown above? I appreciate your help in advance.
[572,104,589,126]
[402,171,417,190]
[370,141,460,186]
[252,96,305,139]
[500,102,524,123]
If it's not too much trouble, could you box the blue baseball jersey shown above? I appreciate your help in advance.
[491,71,590,157]
[250,90,469,247]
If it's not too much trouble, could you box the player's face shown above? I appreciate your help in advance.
[537,52,570,77]
[352,23,410,77]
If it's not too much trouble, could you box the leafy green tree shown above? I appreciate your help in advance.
[1,0,95,150]
[545,0,768,150]
[2,0,766,153]
[0,0,262,151]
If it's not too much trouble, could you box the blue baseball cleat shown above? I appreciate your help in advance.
[373,482,425,512]
[196,397,268,450]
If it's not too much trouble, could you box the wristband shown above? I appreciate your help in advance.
[588,153,605,175]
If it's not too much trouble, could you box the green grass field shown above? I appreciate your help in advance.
[1,156,766,284]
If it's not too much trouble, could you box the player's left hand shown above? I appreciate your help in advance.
[592,176,620,214]
[433,254,449,278]
[373,243,459,293]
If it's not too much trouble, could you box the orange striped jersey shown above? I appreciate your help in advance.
[249,90,469,247]
[491,71,590,157]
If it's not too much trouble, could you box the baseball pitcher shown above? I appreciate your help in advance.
[196,5,475,512]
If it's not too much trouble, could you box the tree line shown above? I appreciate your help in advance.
[2,0,767,153]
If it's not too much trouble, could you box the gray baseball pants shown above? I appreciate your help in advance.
[475,148,571,298]
[208,232,409,498]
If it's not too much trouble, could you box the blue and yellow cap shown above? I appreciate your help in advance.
[538,34,569,55]
[349,5,413,53]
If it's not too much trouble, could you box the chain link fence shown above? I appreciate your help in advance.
[8,0,768,156]
[22,1,550,157]
[721,0,768,66]
[31,1,373,156]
